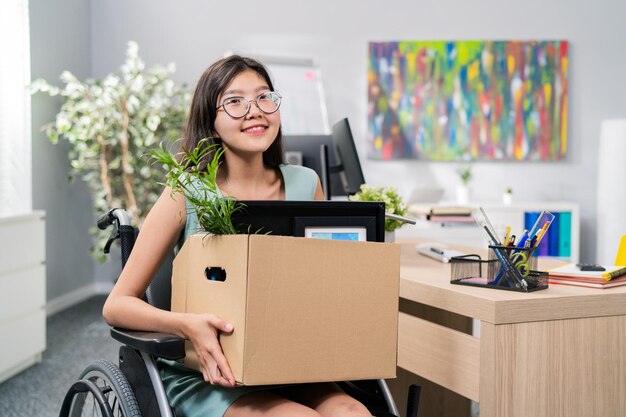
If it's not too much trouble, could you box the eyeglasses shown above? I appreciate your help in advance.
[216,91,282,119]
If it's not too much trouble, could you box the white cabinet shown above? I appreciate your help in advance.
[0,211,46,383]
[404,202,580,261]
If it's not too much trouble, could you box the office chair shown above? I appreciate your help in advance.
[58,208,421,417]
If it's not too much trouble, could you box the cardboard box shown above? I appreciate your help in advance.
[171,234,400,386]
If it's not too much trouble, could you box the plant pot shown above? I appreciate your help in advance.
[456,185,471,205]
[502,192,513,206]
[385,231,396,243]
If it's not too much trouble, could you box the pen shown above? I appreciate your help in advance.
[503,226,511,246]
[533,221,551,248]
[483,225,499,245]
[516,230,530,248]
[431,247,444,255]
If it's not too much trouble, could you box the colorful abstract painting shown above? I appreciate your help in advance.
[368,41,569,161]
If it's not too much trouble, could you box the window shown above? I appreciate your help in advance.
[0,0,31,215]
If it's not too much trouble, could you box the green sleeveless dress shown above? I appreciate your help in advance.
[159,164,318,417]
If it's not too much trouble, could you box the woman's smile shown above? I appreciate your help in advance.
[241,124,268,134]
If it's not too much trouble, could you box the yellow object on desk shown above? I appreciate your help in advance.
[616,234,626,266]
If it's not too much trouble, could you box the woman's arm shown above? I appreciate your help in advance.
[102,186,187,332]
[102,187,236,386]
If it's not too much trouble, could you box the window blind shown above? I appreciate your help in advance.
[0,0,31,215]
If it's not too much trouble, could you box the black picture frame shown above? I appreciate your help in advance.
[231,201,385,243]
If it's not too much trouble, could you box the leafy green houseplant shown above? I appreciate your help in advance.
[348,184,408,232]
[30,42,190,259]
[150,140,245,235]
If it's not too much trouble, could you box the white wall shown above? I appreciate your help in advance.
[25,0,626,303]
[30,0,95,303]
[88,0,626,262]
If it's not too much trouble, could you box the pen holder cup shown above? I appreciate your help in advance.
[450,246,548,292]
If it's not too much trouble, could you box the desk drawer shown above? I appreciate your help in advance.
[398,312,480,401]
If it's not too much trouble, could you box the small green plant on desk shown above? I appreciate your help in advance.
[455,165,472,205]
[349,184,408,232]
[457,165,472,185]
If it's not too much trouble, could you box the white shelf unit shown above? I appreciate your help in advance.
[404,202,580,261]
[0,211,46,383]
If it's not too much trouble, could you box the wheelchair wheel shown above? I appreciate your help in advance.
[65,359,141,417]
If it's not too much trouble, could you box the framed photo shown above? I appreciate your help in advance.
[232,201,385,242]
[294,216,377,242]
[304,227,367,242]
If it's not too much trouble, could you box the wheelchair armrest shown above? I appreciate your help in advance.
[111,327,186,360]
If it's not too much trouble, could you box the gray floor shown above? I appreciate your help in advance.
[0,295,120,417]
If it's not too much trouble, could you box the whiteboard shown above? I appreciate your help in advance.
[230,54,330,135]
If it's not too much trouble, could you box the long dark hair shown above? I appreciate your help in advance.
[180,55,284,170]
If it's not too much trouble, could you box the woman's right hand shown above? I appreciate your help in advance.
[183,313,236,387]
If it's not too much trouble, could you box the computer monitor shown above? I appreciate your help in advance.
[232,200,385,242]
[320,118,366,197]
[283,134,346,198]
[283,118,366,199]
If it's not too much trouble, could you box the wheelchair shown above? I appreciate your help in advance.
[59,208,421,417]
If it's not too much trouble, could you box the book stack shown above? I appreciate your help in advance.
[548,264,626,288]
[425,207,475,224]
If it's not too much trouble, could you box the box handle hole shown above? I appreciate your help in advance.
[205,267,227,282]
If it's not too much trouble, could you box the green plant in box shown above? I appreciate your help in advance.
[150,139,244,235]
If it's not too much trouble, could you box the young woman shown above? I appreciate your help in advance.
[102,55,372,417]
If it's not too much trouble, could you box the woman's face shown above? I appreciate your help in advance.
[213,69,281,158]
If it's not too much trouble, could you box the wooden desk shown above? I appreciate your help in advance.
[396,239,626,417]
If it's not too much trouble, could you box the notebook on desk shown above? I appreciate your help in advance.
[549,275,626,289]
[548,264,626,281]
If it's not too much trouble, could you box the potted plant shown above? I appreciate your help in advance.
[348,184,408,242]
[502,187,513,205]
[455,165,472,205]
[30,41,190,260]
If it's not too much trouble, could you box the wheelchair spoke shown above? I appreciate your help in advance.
[110,396,120,416]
